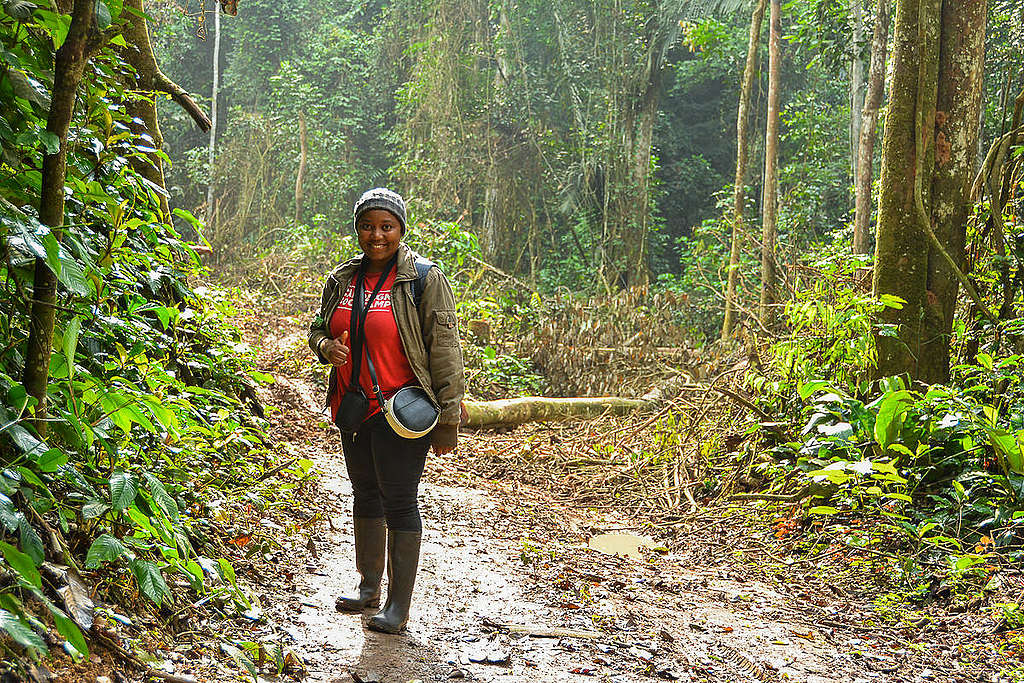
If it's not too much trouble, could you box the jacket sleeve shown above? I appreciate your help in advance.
[308,275,334,364]
[419,268,465,426]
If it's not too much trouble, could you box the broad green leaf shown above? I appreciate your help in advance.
[85,534,126,568]
[221,642,258,681]
[143,472,179,521]
[809,506,839,515]
[38,131,59,154]
[36,448,67,473]
[50,608,87,659]
[82,500,110,519]
[976,352,993,371]
[798,380,828,401]
[0,609,46,652]
[109,471,137,511]
[873,390,910,449]
[0,495,20,531]
[93,0,111,28]
[18,520,43,566]
[62,317,81,378]
[882,492,913,502]
[218,558,238,589]
[129,559,170,605]
[2,0,36,21]
[0,541,41,588]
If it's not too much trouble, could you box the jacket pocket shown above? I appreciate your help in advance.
[434,310,460,348]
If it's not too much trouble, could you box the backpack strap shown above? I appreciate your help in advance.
[412,256,435,307]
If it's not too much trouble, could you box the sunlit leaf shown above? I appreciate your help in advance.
[0,541,41,588]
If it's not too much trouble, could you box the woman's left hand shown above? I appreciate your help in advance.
[431,424,458,454]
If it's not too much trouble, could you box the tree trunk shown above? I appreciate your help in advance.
[759,0,781,328]
[849,0,866,185]
[918,0,986,383]
[722,0,768,341]
[206,5,221,227]
[118,0,169,217]
[852,0,891,254]
[463,397,655,428]
[294,110,307,224]
[23,0,100,434]
[872,0,942,380]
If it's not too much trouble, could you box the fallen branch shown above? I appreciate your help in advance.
[463,396,656,428]
[482,618,603,640]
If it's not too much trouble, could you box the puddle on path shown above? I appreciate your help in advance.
[588,533,657,560]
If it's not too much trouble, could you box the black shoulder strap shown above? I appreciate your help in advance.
[412,256,435,307]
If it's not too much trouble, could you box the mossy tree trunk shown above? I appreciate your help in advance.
[873,0,986,382]
[919,0,987,383]
[852,0,890,255]
[722,0,767,341]
[23,0,104,434]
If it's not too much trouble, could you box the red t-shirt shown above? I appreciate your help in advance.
[328,270,418,423]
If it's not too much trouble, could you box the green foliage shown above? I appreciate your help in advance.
[0,1,269,672]
[763,250,897,394]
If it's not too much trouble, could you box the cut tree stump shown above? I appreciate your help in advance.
[463,396,655,428]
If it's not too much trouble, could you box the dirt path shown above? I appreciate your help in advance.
[235,313,991,683]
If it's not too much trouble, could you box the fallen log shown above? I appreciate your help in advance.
[463,396,655,428]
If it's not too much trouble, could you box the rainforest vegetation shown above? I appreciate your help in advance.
[0,0,1023,678]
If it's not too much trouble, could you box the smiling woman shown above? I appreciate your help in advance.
[307,187,465,634]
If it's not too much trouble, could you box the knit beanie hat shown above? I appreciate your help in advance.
[353,187,407,234]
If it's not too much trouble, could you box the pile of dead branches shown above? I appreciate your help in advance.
[460,377,760,521]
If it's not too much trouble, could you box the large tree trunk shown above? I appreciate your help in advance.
[463,397,655,428]
[722,0,768,341]
[873,0,985,382]
[118,0,210,219]
[759,0,781,328]
[852,0,891,254]
[23,0,100,434]
[918,0,987,383]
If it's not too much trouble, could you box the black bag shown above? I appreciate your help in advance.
[335,389,370,434]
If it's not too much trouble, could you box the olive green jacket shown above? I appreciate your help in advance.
[308,243,465,427]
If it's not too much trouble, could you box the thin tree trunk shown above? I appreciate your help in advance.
[918,0,987,383]
[722,0,768,340]
[850,0,866,184]
[872,0,941,380]
[206,5,221,227]
[759,0,782,328]
[294,110,307,224]
[852,0,891,254]
[23,0,101,434]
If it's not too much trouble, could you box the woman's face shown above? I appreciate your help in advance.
[356,209,402,271]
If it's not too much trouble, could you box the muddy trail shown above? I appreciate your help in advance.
[228,310,997,683]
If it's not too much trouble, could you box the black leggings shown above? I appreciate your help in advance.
[341,414,430,532]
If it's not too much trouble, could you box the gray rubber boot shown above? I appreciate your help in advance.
[335,517,386,612]
[367,529,421,633]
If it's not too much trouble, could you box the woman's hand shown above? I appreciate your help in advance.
[322,331,350,367]
[431,424,458,454]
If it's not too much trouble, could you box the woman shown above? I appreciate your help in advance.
[308,187,464,634]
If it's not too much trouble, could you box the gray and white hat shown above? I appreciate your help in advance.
[353,187,407,233]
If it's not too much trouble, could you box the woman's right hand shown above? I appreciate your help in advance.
[323,331,350,367]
